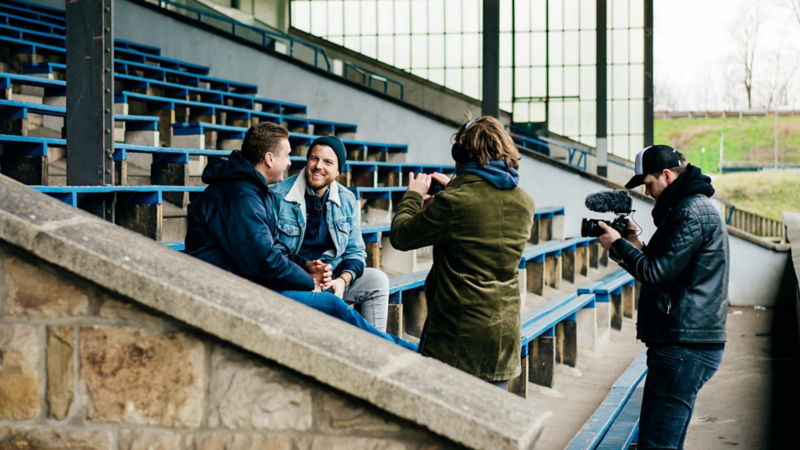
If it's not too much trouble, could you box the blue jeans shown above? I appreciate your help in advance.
[280,290,418,352]
[639,346,724,450]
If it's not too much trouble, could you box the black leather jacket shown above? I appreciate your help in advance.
[611,194,729,344]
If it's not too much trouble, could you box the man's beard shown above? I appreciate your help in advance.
[307,170,333,190]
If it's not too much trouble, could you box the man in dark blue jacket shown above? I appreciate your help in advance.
[185,122,416,351]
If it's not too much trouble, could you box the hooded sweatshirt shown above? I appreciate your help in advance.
[651,164,715,225]
[455,160,520,189]
[185,151,315,292]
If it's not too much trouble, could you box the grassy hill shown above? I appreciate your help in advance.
[711,171,800,220]
[654,116,800,172]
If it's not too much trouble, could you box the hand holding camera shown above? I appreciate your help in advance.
[408,172,450,210]
[407,172,432,196]
[581,190,642,251]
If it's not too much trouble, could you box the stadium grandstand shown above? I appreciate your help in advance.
[0,0,797,449]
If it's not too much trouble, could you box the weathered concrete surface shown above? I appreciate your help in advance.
[0,324,41,420]
[3,257,90,317]
[0,175,550,449]
[47,325,75,419]
[0,427,112,449]
[685,307,800,449]
[79,325,206,427]
[207,345,313,431]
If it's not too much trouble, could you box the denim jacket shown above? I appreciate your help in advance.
[272,172,367,274]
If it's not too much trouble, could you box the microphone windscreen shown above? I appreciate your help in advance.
[585,190,632,214]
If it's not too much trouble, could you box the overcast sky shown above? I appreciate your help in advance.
[655,0,800,110]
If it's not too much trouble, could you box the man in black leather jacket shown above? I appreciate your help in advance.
[597,145,729,450]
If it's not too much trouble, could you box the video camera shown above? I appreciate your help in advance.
[580,190,633,238]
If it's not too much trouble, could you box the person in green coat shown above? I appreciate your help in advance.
[390,116,535,388]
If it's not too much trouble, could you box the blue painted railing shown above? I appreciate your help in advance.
[344,62,405,100]
[151,0,331,72]
[509,130,636,173]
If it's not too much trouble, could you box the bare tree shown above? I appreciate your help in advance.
[697,71,720,110]
[728,1,765,108]
[722,59,743,110]
[783,0,800,25]
[762,44,799,109]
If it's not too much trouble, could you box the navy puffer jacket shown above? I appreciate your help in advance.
[185,151,315,291]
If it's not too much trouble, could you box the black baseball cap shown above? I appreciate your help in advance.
[625,145,683,189]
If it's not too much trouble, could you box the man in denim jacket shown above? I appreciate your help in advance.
[273,136,390,331]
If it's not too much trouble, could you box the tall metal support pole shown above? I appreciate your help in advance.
[774,101,779,169]
[482,0,500,118]
[66,0,114,188]
[596,0,608,178]
[644,0,654,147]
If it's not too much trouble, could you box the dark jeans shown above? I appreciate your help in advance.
[280,290,418,352]
[489,380,509,390]
[639,346,724,450]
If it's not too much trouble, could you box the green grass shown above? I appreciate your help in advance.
[653,116,800,173]
[711,171,800,220]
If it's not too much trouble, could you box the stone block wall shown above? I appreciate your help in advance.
[0,241,457,450]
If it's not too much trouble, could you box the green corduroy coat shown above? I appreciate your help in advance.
[390,173,535,381]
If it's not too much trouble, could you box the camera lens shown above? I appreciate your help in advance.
[581,218,599,238]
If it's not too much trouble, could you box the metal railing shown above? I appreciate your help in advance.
[151,0,331,72]
[343,62,404,100]
[509,130,636,173]
[715,197,785,240]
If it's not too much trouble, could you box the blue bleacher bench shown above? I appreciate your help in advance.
[575,268,637,335]
[534,206,565,220]
[512,292,597,393]
[0,22,64,47]
[22,60,259,96]
[0,2,64,26]
[388,270,427,304]
[115,74,297,114]
[0,72,65,96]
[0,33,209,76]
[0,8,64,34]
[31,185,206,208]
[595,272,636,331]
[530,205,566,244]
[113,143,231,164]
[519,237,597,294]
[4,0,65,18]
[160,240,186,252]
[0,99,158,132]
[578,268,630,294]
[566,349,648,450]
[171,123,404,157]
[115,60,258,94]
[519,292,595,350]
[597,383,644,450]
[519,237,594,266]
[360,223,391,244]
[173,120,356,145]
[116,91,305,120]
[289,131,408,156]
[114,47,210,75]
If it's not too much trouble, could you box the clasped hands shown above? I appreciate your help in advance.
[306,260,347,298]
